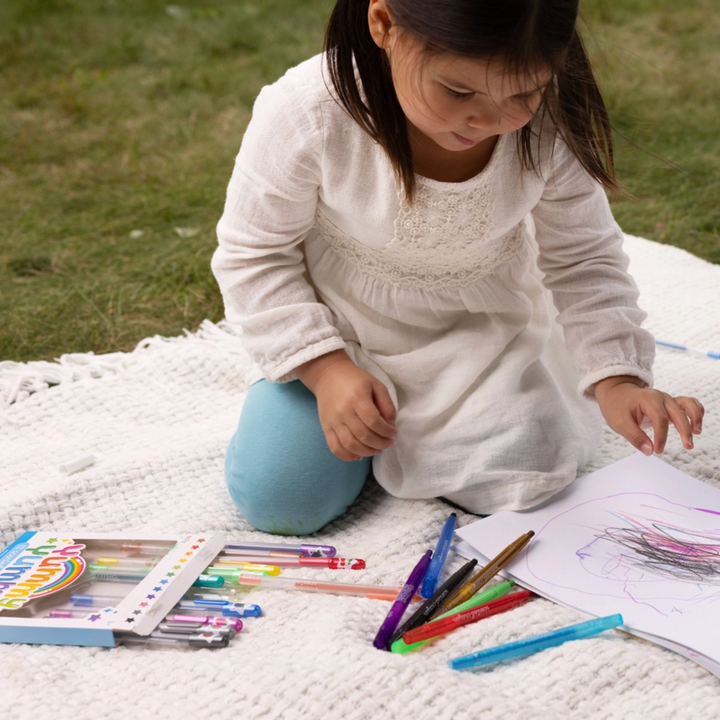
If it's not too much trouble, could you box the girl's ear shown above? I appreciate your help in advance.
[368,0,395,49]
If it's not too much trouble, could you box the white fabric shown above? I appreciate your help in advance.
[212,55,654,513]
[1,235,719,720]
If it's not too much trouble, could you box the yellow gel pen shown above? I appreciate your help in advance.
[206,564,281,578]
[435,531,534,616]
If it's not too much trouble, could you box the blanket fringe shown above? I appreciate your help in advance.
[0,320,246,407]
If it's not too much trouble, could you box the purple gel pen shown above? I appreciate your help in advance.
[373,550,432,651]
[224,541,336,558]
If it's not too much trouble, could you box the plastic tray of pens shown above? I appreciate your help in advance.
[0,532,226,647]
[0,532,378,649]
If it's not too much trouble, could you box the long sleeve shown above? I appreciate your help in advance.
[532,138,655,396]
[212,71,347,382]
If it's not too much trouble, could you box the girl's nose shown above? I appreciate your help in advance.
[467,107,502,130]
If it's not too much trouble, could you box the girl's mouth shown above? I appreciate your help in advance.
[453,132,481,147]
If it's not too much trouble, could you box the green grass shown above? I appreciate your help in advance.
[584,0,720,260]
[1,0,718,361]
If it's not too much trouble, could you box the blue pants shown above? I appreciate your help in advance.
[225,380,372,536]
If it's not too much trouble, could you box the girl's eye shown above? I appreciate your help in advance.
[513,88,545,104]
[444,87,474,101]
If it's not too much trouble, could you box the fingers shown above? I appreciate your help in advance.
[599,384,705,457]
[336,400,397,460]
[646,400,671,455]
[635,394,703,454]
[621,412,655,456]
[372,382,397,427]
[674,396,704,434]
[325,428,362,462]
[320,379,398,461]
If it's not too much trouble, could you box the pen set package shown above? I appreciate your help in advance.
[0,532,225,647]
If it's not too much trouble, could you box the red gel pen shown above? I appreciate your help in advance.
[402,590,534,644]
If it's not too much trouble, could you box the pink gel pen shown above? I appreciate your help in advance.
[48,609,95,619]
[217,556,366,570]
[166,615,243,631]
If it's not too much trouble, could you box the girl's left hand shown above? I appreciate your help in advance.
[594,376,704,456]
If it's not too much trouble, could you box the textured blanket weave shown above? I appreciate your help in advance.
[1,235,719,720]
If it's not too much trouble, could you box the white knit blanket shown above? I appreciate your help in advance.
[1,235,719,720]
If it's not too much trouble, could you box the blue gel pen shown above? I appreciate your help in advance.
[174,600,262,618]
[656,340,720,360]
[448,613,624,670]
[71,593,124,607]
[421,513,457,598]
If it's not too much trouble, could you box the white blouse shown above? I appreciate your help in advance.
[213,54,655,514]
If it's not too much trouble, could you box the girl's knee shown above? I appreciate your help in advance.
[224,380,370,535]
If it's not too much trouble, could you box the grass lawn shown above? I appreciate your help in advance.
[1,0,718,361]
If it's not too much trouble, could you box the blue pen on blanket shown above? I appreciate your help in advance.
[448,613,624,670]
[421,512,457,598]
[656,340,720,360]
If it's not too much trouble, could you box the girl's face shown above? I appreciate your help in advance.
[367,1,551,152]
[389,38,551,153]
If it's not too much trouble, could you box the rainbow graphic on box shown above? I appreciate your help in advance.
[0,535,87,611]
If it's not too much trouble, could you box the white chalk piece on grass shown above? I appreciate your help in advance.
[59,454,97,476]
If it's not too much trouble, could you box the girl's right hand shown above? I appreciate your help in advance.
[296,350,397,461]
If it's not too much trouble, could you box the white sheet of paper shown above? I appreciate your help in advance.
[454,453,720,675]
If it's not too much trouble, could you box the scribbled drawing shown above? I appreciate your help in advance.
[527,493,720,617]
[580,515,720,584]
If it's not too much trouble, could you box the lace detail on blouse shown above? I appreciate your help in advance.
[314,173,526,289]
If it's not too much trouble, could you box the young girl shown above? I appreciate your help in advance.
[213,0,704,535]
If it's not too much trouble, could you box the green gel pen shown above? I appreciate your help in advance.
[204,567,271,582]
[390,580,515,654]
[88,564,224,589]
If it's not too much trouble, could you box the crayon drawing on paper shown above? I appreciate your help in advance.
[527,493,720,617]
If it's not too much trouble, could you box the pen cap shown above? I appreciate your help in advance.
[187,632,231,648]
[58,453,96,476]
[300,543,336,558]
[158,621,237,638]
[192,574,225,588]
[145,630,231,648]
[223,603,261,618]
[210,562,281,576]
[168,615,243,632]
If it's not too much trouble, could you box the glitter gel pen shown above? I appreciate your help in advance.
[116,630,230,649]
[69,593,262,618]
[421,513,457,598]
[390,580,516,654]
[87,568,224,588]
[216,555,366,570]
[205,564,281,578]
[388,557,477,646]
[402,589,534,644]
[656,340,720,360]
[174,599,262,618]
[448,614,624,670]
[228,573,418,601]
[435,531,534,615]
[71,593,125,607]
[373,550,432,650]
[164,615,243,631]
[224,541,336,558]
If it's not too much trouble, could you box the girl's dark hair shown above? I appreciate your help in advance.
[324,0,617,202]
